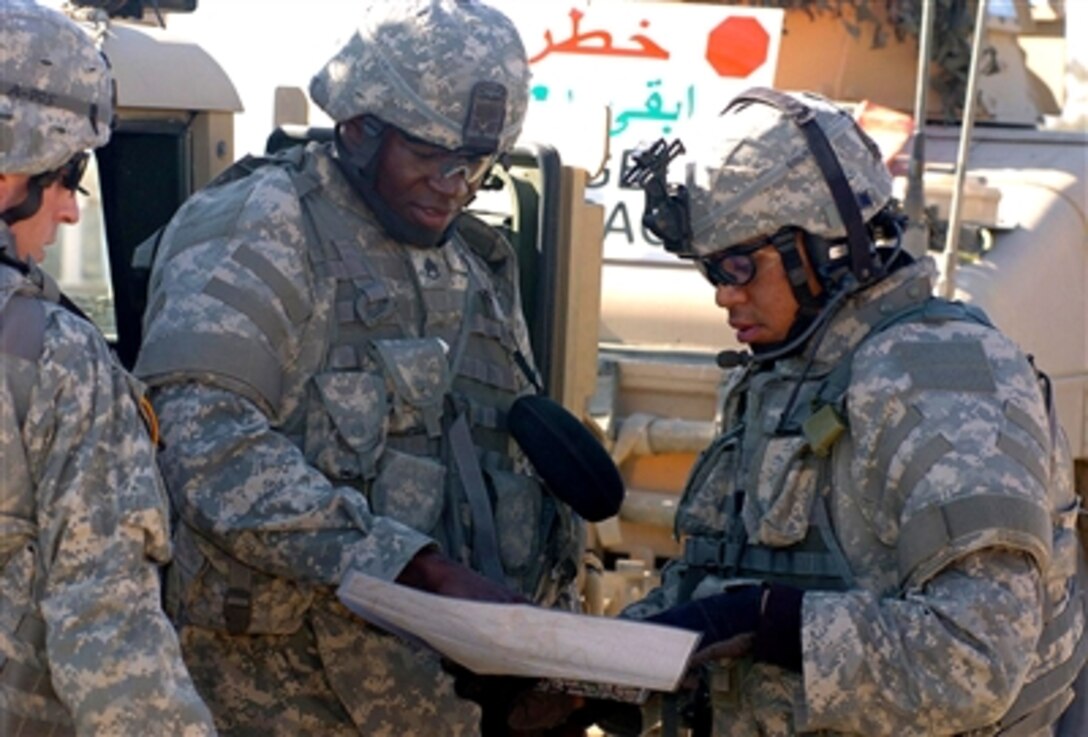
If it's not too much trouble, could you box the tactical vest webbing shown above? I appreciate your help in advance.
[679,294,1087,735]
[680,297,996,592]
[164,150,573,631]
[296,166,542,577]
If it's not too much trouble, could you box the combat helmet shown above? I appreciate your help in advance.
[626,87,898,364]
[310,0,530,156]
[0,0,113,176]
[0,0,114,226]
[630,88,894,292]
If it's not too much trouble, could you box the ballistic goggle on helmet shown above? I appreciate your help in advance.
[0,0,114,176]
[627,88,893,285]
[310,0,530,161]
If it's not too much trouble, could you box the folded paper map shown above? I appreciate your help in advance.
[336,570,699,695]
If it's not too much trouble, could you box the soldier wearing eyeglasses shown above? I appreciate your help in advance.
[612,89,1087,736]
[0,1,216,734]
[133,1,584,734]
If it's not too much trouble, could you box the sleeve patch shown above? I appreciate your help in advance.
[892,340,996,393]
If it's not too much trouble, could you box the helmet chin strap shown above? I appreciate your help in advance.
[772,231,825,321]
[1,178,46,227]
[745,228,865,362]
[333,127,457,249]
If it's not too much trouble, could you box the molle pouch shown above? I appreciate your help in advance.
[676,428,742,537]
[486,467,544,576]
[305,371,388,482]
[369,450,447,535]
[740,374,823,547]
[746,430,819,548]
[370,338,451,438]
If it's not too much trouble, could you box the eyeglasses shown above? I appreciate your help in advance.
[397,132,498,184]
[695,229,805,288]
[695,239,770,288]
[35,151,90,195]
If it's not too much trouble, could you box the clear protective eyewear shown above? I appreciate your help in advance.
[399,132,498,185]
[696,229,792,287]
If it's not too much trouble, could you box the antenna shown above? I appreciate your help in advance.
[902,0,935,259]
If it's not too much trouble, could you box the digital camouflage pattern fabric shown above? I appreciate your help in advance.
[136,141,582,735]
[0,225,216,736]
[625,258,1085,736]
[310,0,530,153]
[0,0,113,176]
[682,91,892,258]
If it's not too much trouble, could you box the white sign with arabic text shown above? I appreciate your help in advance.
[491,1,785,262]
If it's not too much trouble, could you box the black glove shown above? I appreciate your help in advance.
[645,585,763,647]
[645,583,805,672]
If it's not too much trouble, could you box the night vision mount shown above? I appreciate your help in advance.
[621,138,694,257]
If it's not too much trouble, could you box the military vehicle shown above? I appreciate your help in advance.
[51,0,1085,617]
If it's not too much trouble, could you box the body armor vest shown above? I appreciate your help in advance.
[180,149,580,632]
[675,294,1086,736]
[299,183,568,596]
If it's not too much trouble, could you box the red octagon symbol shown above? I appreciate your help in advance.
[706,16,770,78]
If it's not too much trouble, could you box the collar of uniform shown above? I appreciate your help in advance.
[790,256,937,372]
[308,141,386,231]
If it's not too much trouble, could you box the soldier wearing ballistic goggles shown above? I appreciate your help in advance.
[134,1,585,734]
[0,1,216,734]
[612,89,1087,736]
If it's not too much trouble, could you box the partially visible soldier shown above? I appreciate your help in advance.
[0,1,217,734]
[134,0,584,734]
[613,88,1087,735]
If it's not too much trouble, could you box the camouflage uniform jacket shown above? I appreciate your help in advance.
[626,257,1085,736]
[0,228,216,736]
[134,143,582,734]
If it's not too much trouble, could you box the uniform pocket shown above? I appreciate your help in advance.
[369,450,446,534]
[676,428,741,537]
[306,371,388,482]
[486,467,544,574]
[370,338,451,437]
[746,434,818,547]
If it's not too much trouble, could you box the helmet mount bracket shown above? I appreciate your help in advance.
[621,138,694,256]
[462,81,507,153]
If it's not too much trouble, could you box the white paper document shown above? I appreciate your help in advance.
[336,571,699,693]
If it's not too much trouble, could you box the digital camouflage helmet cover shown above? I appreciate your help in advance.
[310,0,531,155]
[684,89,893,262]
[0,0,114,176]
